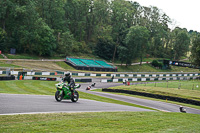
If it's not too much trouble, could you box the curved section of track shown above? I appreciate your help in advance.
[80,83,200,115]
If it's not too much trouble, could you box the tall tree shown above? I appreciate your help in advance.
[141,6,171,58]
[0,28,7,52]
[57,30,81,56]
[95,25,114,60]
[90,0,111,42]
[172,28,190,60]
[64,0,90,42]
[35,0,65,31]
[110,0,134,63]
[124,26,149,65]
[190,35,200,66]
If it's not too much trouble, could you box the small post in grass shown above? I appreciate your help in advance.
[178,83,181,89]
[167,81,168,88]
[155,82,156,87]
[192,84,194,90]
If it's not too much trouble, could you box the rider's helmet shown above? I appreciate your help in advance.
[65,73,70,77]
[65,73,71,80]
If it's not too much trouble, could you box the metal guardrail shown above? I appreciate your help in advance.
[0,70,199,77]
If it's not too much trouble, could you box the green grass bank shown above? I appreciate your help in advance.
[0,112,200,133]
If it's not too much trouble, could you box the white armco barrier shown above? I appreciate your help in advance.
[113,79,118,82]
[101,79,108,83]
[27,72,35,75]
[11,71,19,75]
[42,72,50,75]
[24,76,33,80]
[56,77,63,81]
[78,73,85,76]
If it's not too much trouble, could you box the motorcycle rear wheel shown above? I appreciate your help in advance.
[55,91,63,102]
[71,90,79,102]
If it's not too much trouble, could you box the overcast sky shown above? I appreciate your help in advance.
[134,0,200,31]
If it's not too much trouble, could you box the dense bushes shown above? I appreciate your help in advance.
[151,60,163,69]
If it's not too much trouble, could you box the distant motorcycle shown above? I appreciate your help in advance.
[55,82,81,102]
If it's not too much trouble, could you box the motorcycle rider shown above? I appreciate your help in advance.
[63,73,75,96]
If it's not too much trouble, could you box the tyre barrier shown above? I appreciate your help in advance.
[0,75,15,80]
[23,76,92,82]
[102,88,200,106]
[75,78,92,82]
[32,77,57,81]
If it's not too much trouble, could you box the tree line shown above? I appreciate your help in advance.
[0,0,199,66]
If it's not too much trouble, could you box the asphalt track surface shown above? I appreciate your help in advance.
[0,93,153,115]
[0,82,200,115]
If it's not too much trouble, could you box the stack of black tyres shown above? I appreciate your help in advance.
[0,75,15,80]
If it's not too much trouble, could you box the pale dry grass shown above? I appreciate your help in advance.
[12,61,65,71]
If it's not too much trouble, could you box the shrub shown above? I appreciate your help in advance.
[152,60,159,67]
[152,60,163,69]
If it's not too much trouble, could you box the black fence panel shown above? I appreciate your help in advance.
[0,75,15,80]
[80,79,92,82]
[32,77,56,81]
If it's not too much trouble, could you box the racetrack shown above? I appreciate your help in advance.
[0,93,153,115]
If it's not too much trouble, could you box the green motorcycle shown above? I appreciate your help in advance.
[55,82,81,102]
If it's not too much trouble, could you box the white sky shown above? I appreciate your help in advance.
[133,0,200,32]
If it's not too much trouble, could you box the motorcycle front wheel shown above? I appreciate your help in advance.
[55,90,63,102]
[71,90,79,102]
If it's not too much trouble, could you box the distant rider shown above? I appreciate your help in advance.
[63,73,75,96]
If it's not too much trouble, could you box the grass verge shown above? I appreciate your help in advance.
[0,112,200,132]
